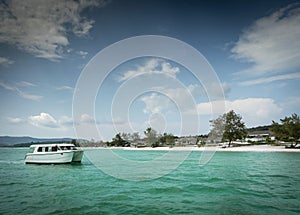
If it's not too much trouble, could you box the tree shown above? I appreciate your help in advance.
[210,110,247,147]
[109,133,130,147]
[209,114,226,143]
[160,133,175,147]
[131,132,140,142]
[121,132,131,141]
[165,134,175,147]
[144,127,158,147]
[271,113,300,147]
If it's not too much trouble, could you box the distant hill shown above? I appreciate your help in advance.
[0,136,74,147]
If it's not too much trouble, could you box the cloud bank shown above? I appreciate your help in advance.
[197,98,282,127]
[231,4,300,78]
[0,0,108,60]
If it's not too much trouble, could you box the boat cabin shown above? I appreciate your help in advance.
[30,144,78,153]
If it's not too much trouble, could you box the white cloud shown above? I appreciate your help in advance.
[118,58,159,82]
[9,113,75,128]
[72,19,95,37]
[161,61,180,76]
[197,98,282,127]
[59,115,74,126]
[16,81,36,87]
[80,114,95,124]
[0,80,42,100]
[7,117,24,123]
[189,82,231,98]
[0,80,16,91]
[231,4,300,76]
[27,113,96,128]
[139,82,230,116]
[56,85,74,91]
[16,89,43,101]
[0,57,14,66]
[28,112,59,128]
[118,58,180,82]
[77,50,88,59]
[239,72,300,86]
[0,0,107,61]
[140,93,173,114]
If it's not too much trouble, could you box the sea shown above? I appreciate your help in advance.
[0,147,299,215]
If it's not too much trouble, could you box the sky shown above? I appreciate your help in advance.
[0,0,300,141]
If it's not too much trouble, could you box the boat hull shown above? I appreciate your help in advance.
[72,150,84,162]
[25,151,74,164]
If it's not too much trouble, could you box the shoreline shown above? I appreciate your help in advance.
[82,145,300,153]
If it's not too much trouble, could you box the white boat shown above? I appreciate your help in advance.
[25,144,84,164]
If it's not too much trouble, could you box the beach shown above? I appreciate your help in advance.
[114,144,300,152]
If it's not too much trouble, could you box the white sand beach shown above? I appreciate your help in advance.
[118,144,300,152]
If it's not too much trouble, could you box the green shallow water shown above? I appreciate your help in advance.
[0,148,300,215]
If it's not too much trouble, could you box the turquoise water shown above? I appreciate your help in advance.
[0,148,300,215]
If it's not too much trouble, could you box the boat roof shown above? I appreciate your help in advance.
[29,143,76,148]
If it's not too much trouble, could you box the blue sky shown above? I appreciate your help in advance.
[0,0,300,140]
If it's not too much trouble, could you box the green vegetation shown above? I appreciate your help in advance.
[144,127,159,147]
[107,133,130,147]
[210,110,247,147]
[159,133,176,148]
[247,125,271,133]
[271,113,300,147]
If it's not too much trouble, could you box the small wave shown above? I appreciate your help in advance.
[145,186,184,195]
[0,160,24,164]
[265,174,291,179]
[184,183,228,193]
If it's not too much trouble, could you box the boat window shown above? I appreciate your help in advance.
[37,147,42,152]
[52,146,58,152]
[45,147,48,152]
